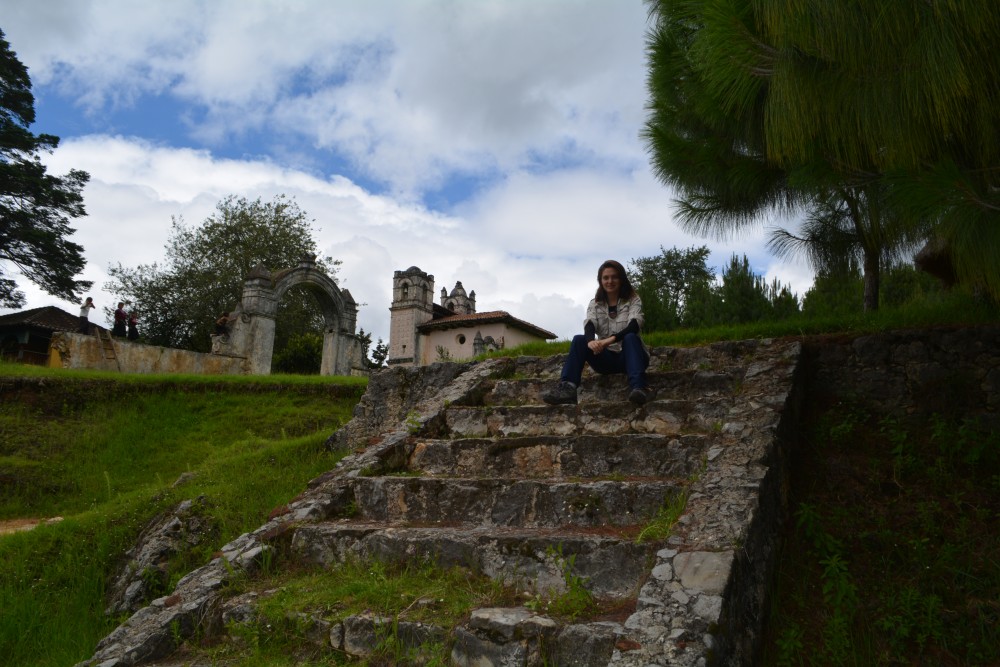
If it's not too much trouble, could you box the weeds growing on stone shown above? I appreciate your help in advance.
[208,558,517,665]
[523,544,595,621]
[635,489,689,544]
[404,409,422,434]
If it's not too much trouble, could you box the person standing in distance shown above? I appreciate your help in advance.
[127,310,140,341]
[78,297,95,335]
[112,302,128,337]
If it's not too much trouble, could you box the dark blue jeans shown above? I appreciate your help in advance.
[560,333,649,390]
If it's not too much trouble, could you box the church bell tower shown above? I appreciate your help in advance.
[388,266,435,366]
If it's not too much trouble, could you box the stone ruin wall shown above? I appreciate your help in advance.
[805,326,1000,427]
[48,332,247,375]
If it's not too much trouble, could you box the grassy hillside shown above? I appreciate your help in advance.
[0,369,364,667]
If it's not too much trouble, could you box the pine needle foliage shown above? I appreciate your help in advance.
[643,0,1000,308]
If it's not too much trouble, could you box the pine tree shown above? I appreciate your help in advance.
[643,1,1000,307]
[0,29,91,307]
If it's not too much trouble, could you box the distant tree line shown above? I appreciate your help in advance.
[631,245,943,331]
[630,246,798,331]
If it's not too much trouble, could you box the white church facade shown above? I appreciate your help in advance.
[388,266,556,367]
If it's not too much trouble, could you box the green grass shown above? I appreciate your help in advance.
[635,489,689,544]
[488,289,999,358]
[0,375,363,667]
[0,360,369,387]
[250,560,510,627]
[0,385,361,519]
[196,559,516,665]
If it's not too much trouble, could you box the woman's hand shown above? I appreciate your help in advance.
[588,337,615,354]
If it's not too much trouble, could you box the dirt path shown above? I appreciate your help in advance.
[0,517,63,535]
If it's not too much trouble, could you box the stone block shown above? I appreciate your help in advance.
[672,550,734,595]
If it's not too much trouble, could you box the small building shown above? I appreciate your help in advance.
[0,306,106,366]
[388,266,556,366]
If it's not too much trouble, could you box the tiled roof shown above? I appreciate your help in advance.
[417,310,556,339]
[0,306,81,332]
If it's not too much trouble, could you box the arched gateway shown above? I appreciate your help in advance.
[211,255,365,375]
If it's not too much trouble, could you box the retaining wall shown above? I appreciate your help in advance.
[49,332,247,375]
[806,325,1000,427]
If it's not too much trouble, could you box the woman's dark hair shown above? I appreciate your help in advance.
[594,259,635,303]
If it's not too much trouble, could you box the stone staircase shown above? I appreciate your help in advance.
[77,339,802,667]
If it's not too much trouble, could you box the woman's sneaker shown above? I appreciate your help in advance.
[543,381,578,405]
[628,387,656,406]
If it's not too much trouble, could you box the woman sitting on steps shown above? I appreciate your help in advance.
[543,259,654,406]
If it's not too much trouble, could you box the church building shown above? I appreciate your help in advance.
[388,266,556,367]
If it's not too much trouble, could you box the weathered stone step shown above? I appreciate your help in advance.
[291,522,654,598]
[453,607,623,667]
[215,602,620,667]
[502,339,761,381]
[483,368,743,407]
[329,476,682,528]
[408,433,710,479]
[442,398,730,438]
[218,600,621,667]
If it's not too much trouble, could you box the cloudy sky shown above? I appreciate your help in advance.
[3,0,813,345]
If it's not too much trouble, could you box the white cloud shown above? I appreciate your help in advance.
[1,2,815,348]
[6,0,650,195]
[7,0,200,110]
[764,257,816,301]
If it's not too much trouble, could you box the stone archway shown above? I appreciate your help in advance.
[212,255,364,375]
